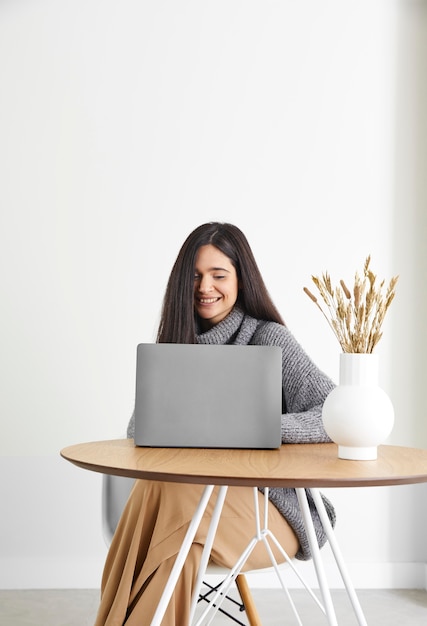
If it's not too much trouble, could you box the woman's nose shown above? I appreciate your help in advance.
[198,277,214,293]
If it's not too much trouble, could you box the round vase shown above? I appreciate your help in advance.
[322,353,394,460]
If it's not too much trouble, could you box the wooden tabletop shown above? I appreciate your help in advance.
[60,439,427,488]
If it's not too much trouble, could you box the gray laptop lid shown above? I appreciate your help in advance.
[134,343,282,449]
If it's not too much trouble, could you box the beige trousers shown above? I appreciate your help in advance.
[95,480,299,626]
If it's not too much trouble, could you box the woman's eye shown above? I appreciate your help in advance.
[194,274,225,280]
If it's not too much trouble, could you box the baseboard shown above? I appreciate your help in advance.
[1,557,426,591]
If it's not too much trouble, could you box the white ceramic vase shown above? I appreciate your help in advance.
[322,353,394,460]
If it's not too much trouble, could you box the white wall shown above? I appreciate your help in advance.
[1,0,426,590]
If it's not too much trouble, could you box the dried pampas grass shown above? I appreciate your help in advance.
[304,256,399,353]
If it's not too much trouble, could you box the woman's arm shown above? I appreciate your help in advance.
[254,322,336,444]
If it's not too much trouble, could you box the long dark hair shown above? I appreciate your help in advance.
[157,222,285,343]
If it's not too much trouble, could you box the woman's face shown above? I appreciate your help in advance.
[194,244,240,330]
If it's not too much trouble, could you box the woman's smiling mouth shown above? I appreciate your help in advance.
[198,297,220,304]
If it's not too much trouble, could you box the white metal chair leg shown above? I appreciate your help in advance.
[151,484,215,626]
[194,535,260,625]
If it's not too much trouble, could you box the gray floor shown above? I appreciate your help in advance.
[1,588,427,625]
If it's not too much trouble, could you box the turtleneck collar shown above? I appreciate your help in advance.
[196,307,259,346]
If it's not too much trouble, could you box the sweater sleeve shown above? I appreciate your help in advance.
[253,322,336,444]
[127,410,135,439]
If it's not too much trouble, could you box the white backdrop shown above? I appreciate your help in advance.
[1,0,426,590]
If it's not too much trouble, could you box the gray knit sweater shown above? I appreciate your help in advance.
[127,307,337,560]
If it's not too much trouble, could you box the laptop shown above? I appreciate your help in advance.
[134,343,282,449]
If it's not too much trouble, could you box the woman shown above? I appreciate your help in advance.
[95,222,336,626]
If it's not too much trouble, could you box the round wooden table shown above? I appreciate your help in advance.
[61,440,427,625]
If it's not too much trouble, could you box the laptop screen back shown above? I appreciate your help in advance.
[134,343,282,449]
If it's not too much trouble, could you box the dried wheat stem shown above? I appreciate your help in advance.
[304,256,399,353]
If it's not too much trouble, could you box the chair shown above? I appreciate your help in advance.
[101,473,262,625]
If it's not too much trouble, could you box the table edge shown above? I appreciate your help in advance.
[60,444,427,488]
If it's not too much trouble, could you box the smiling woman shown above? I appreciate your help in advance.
[96,222,337,626]
[156,222,285,344]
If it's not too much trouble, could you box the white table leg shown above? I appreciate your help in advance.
[150,484,215,626]
[310,489,368,626]
[152,485,368,626]
[194,487,328,626]
[189,485,229,623]
[296,488,339,626]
